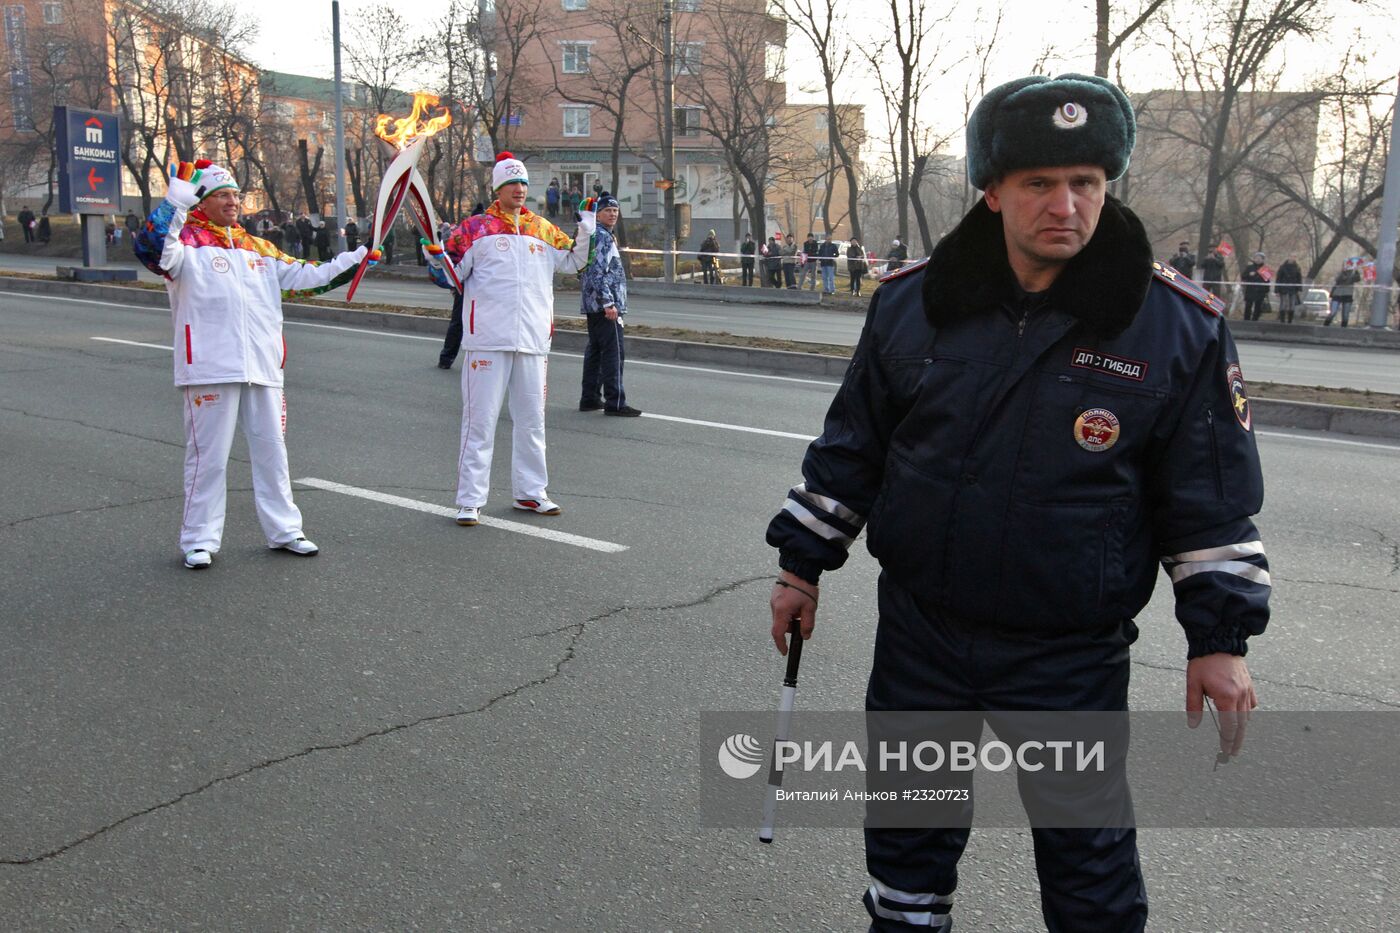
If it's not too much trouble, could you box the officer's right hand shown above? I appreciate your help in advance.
[770,570,818,655]
[165,161,208,210]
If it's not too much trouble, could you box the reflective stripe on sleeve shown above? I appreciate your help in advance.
[792,482,864,527]
[1162,540,1270,587]
[782,498,856,546]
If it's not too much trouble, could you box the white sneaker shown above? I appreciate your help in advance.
[513,497,562,515]
[455,507,480,526]
[272,537,319,556]
[183,549,212,570]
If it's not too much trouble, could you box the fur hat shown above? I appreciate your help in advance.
[491,151,528,190]
[195,159,238,196]
[966,74,1135,190]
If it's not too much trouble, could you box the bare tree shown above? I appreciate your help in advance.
[782,0,864,241]
[1094,0,1170,77]
[471,0,549,157]
[0,0,107,212]
[1244,70,1392,277]
[681,1,785,244]
[536,0,657,249]
[1146,0,1332,263]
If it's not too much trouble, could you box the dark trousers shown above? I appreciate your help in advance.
[782,262,797,288]
[851,271,865,295]
[741,260,754,286]
[765,264,782,288]
[864,573,1147,933]
[580,313,626,410]
[440,292,464,367]
[22,225,33,243]
[1243,292,1268,321]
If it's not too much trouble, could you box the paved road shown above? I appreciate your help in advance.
[5,249,1399,395]
[2,291,1397,930]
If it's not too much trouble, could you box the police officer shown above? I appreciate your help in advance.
[766,74,1269,933]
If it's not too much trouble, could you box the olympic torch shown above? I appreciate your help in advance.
[346,92,457,300]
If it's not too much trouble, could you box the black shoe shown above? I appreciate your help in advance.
[438,360,453,370]
[605,405,643,417]
[579,400,604,412]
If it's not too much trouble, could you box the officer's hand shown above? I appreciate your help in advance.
[770,570,818,655]
[1186,653,1258,757]
[603,306,619,321]
[165,160,209,210]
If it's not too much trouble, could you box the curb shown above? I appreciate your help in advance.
[5,274,1398,441]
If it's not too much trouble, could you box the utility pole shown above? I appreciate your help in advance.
[1367,71,1400,329]
[661,0,676,284]
[332,0,348,252]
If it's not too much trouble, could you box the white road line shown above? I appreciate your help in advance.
[640,412,815,441]
[2,290,158,312]
[549,351,841,387]
[294,477,628,553]
[285,320,440,341]
[1256,430,1400,451]
[92,337,171,351]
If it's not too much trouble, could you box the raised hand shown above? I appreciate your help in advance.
[166,159,211,210]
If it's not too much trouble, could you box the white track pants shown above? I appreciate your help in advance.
[179,384,304,552]
[456,350,549,508]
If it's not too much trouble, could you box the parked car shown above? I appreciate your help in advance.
[1301,287,1330,321]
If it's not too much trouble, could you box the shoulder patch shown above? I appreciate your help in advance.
[877,256,929,284]
[1151,260,1225,316]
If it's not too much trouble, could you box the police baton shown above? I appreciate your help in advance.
[759,620,804,843]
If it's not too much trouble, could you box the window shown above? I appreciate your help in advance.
[674,106,703,137]
[561,41,591,74]
[674,0,700,10]
[44,39,65,65]
[674,42,702,76]
[765,42,784,81]
[43,3,62,25]
[562,105,591,136]
[814,204,824,221]
[814,111,828,130]
[561,0,586,9]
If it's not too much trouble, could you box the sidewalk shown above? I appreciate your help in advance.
[4,271,1399,441]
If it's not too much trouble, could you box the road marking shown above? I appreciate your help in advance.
[549,352,842,387]
[1257,430,1400,452]
[92,337,170,351]
[285,320,439,341]
[2,291,158,312]
[640,412,815,441]
[294,477,628,553]
[287,321,844,386]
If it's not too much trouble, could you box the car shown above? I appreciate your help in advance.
[1301,287,1330,322]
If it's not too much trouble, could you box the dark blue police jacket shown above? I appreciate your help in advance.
[767,197,1270,659]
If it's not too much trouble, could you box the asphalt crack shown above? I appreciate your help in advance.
[1,405,182,451]
[0,574,768,866]
[4,494,182,530]
[1360,525,1400,576]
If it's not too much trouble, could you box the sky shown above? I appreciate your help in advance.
[240,0,1400,160]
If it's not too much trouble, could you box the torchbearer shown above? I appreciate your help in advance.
[134,160,378,570]
[425,152,594,526]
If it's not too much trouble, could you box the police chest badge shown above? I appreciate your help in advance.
[1226,361,1252,430]
[1074,408,1120,452]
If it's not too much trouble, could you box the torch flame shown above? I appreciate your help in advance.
[375,92,453,149]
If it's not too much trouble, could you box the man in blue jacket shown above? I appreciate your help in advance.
[578,192,641,416]
[766,75,1269,933]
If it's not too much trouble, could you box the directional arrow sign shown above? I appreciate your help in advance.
[87,167,104,191]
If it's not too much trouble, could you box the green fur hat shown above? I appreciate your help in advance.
[966,74,1136,190]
